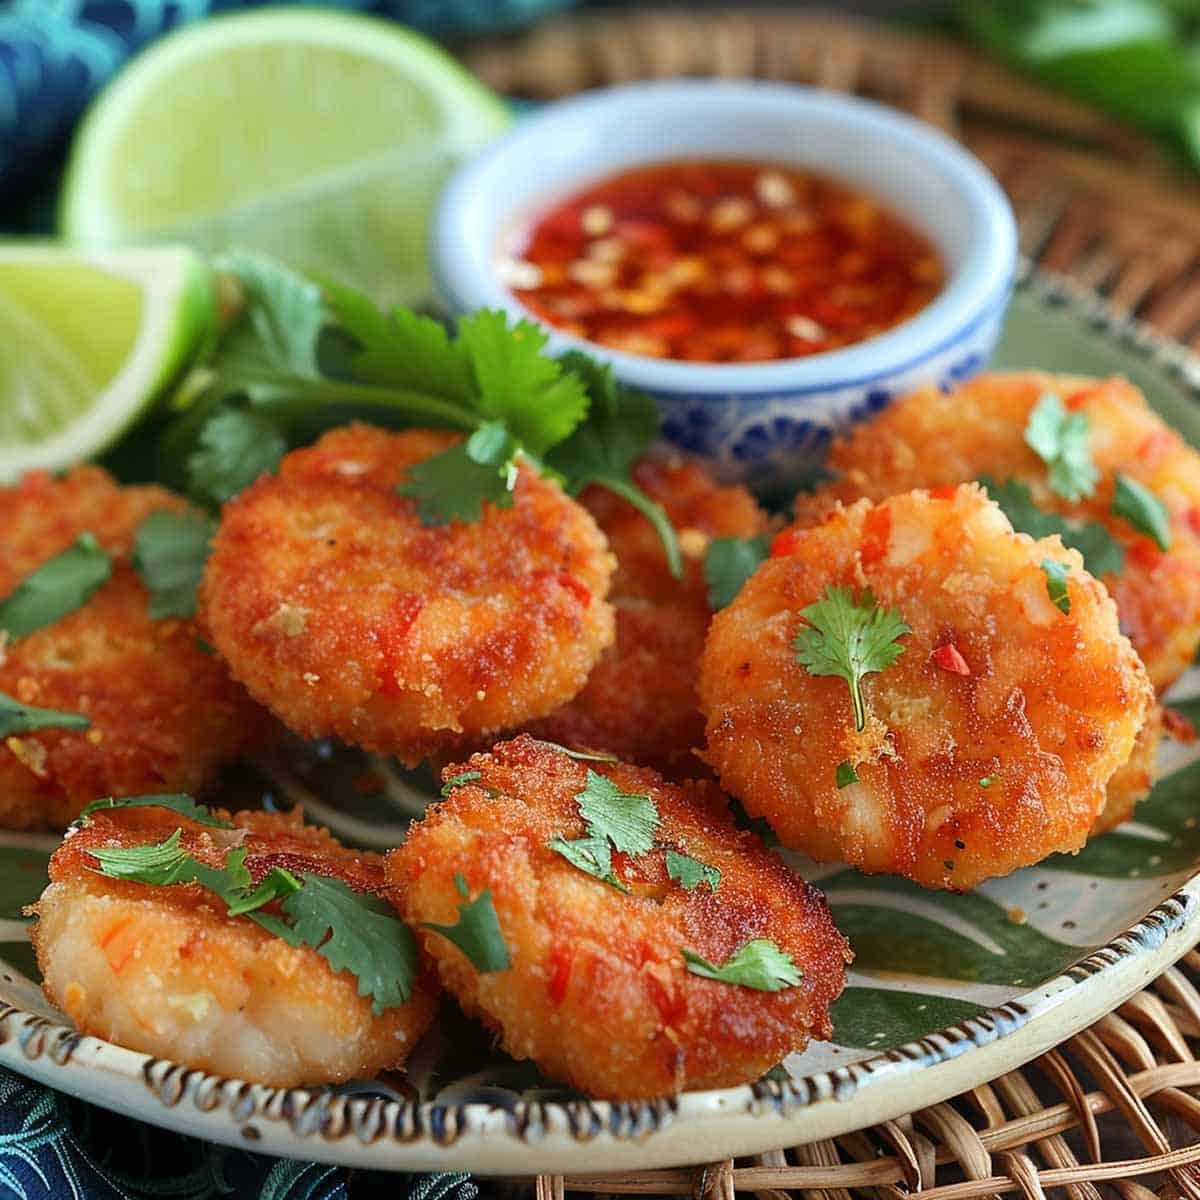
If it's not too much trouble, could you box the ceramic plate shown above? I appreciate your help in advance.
[2,265,1200,1176]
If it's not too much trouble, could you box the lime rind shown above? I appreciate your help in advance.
[0,247,214,480]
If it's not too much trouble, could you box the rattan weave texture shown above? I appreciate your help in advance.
[463,10,1200,1195]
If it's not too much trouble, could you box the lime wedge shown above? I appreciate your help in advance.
[59,9,511,307]
[0,246,214,481]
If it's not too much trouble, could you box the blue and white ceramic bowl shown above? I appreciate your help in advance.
[432,80,1018,488]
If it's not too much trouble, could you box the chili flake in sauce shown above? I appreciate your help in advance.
[502,159,943,363]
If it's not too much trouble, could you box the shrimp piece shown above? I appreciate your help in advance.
[0,468,268,830]
[1093,704,1162,835]
[793,373,1200,692]
[700,485,1153,890]
[199,425,616,765]
[527,457,769,776]
[388,735,849,1099]
[32,806,439,1087]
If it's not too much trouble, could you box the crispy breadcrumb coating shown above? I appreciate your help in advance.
[389,735,849,1099]
[0,468,266,830]
[793,373,1200,692]
[700,484,1153,890]
[199,425,616,765]
[32,806,439,1087]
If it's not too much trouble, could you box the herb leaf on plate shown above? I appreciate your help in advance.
[420,872,510,972]
[1112,472,1171,550]
[1040,558,1072,614]
[0,692,90,738]
[682,939,803,991]
[79,793,234,829]
[704,535,770,610]
[1024,392,1098,501]
[666,850,721,892]
[0,534,112,639]
[133,510,216,619]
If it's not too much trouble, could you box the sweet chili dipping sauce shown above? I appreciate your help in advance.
[502,159,943,363]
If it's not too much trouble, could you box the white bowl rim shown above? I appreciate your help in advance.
[432,78,1018,396]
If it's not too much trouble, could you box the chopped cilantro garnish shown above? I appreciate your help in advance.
[1112,473,1171,551]
[1040,559,1072,614]
[980,476,1124,577]
[133,510,216,620]
[0,692,89,738]
[835,761,859,788]
[682,940,803,991]
[440,770,482,798]
[793,586,910,732]
[87,820,419,1013]
[168,256,678,569]
[79,793,233,829]
[0,534,112,639]
[548,769,660,888]
[665,850,721,892]
[704,535,770,610]
[420,873,510,972]
[1024,393,1098,502]
[979,774,999,788]
[533,740,619,763]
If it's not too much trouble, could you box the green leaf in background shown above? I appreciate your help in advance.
[0,692,89,738]
[186,408,287,507]
[704,535,770,610]
[830,986,989,1051]
[132,510,216,619]
[0,846,50,920]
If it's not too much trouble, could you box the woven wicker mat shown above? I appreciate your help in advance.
[460,9,1200,1197]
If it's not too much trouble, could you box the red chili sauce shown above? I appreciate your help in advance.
[503,159,944,363]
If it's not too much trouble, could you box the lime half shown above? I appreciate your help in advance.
[59,9,511,307]
[0,246,214,480]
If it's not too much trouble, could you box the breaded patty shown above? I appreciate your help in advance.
[527,457,769,775]
[33,806,439,1087]
[389,736,849,1099]
[199,425,616,765]
[0,468,264,829]
[700,485,1153,890]
[1093,704,1162,836]
[793,373,1200,692]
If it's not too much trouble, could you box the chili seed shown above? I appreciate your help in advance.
[756,170,795,208]
[581,205,614,236]
[710,197,754,233]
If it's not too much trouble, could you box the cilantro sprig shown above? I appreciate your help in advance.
[420,873,510,972]
[1024,393,1098,502]
[704,535,770,610]
[85,802,419,1014]
[682,940,803,992]
[78,793,234,829]
[0,534,112,639]
[665,850,721,893]
[133,511,216,620]
[166,254,680,573]
[1112,473,1171,551]
[793,586,910,732]
[0,692,89,738]
[1040,559,1072,614]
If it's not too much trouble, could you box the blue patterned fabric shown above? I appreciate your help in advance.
[0,0,569,202]
[0,1067,479,1199]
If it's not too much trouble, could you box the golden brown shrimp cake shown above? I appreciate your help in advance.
[700,484,1153,890]
[389,735,849,1100]
[527,457,769,776]
[199,425,616,765]
[0,468,265,830]
[1093,705,1162,836]
[32,806,440,1087]
[793,372,1200,692]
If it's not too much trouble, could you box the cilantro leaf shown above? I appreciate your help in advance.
[547,834,630,892]
[836,761,859,788]
[532,739,619,763]
[88,826,418,1013]
[1112,473,1171,551]
[666,850,721,892]
[575,770,660,858]
[440,770,481,798]
[979,774,999,788]
[682,940,803,991]
[0,691,89,738]
[793,586,910,732]
[420,873,510,972]
[280,875,419,1013]
[397,422,520,525]
[0,534,111,639]
[704,535,770,610]
[132,510,216,619]
[324,284,475,403]
[980,476,1124,577]
[545,353,681,579]
[456,311,588,456]
[1041,559,1072,614]
[79,793,234,829]
[187,409,287,507]
[1024,393,1098,501]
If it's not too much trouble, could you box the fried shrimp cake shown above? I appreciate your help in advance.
[200,425,616,764]
[389,735,849,1099]
[0,468,264,830]
[32,806,439,1087]
[793,373,1200,692]
[700,485,1153,890]
[527,457,769,776]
